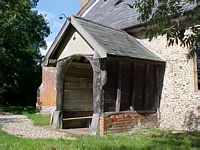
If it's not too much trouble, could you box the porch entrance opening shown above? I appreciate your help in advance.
[62,56,93,129]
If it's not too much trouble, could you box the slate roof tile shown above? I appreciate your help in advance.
[84,0,140,29]
[74,16,163,62]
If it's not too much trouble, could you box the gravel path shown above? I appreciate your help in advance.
[0,112,71,139]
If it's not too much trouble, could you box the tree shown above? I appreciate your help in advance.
[115,0,200,57]
[0,0,50,106]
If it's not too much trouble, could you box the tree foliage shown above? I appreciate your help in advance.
[0,0,50,106]
[115,0,200,57]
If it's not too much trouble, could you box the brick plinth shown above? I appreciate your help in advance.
[37,67,57,113]
[99,112,158,135]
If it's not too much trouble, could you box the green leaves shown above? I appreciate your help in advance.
[115,0,200,57]
[0,0,50,106]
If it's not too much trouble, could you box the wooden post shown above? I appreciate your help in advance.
[90,56,107,135]
[154,66,160,111]
[116,62,122,112]
[91,58,107,113]
[100,58,107,113]
[144,64,149,110]
[52,58,71,129]
[130,62,136,111]
[56,58,70,111]
[92,58,101,114]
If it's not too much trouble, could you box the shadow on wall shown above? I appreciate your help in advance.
[183,106,200,131]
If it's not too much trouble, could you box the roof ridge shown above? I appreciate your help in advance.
[73,15,127,34]
[76,0,93,16]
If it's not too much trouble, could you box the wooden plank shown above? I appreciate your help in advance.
[115,89,121,112]
[115,62,122,112]
[100,58,107,113]
[144,64,150,110]
[51,111,61,129]
[92,58,102,114]
[49,59,57,65]
[134,63,145,111]
[145,65,156,110]
[90,113,100,135]
[65,79,93,89]
[69,62,92,68]
[63,101,93,106]
[63,100,92,107]
[130,62,136,110]
[56,59,69,111]
[63,116,92,121]
[119,62,131,111]
[63,86,93,110]
[103,109,156,116]
[65,68,93,78]
[62,111,93,118]
[104,59,118,112]
[106,55,165,65]
[63,108,93,111]
[63,59,93,113]
[155,66,160,111]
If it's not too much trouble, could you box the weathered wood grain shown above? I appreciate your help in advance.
[115,62,122,112]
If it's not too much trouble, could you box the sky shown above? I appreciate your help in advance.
[35,0,80,55]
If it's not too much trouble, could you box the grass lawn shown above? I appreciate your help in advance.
[0,107,200,149]
[0,106,50,126]
[0,127,200,150]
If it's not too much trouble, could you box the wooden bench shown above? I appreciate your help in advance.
[62,116,92,121]
[62,116,92,129]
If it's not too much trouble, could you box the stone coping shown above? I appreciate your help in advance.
[102,110,157,116]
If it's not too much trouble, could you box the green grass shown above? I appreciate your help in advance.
[1,107,200,149]
[0,128,200,150]
[25,113,51,126]
[0,129,72,150]
[0,106,50,126]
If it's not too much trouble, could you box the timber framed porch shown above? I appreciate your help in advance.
[43,16,165,135]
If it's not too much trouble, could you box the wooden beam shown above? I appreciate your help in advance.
[49,59,57,65]
[63,116,92,121]
[56,58,71,112]
[144,64,150,110]
[85,56,107,135]
[100,58,107,113]
[130,62,136,111]
[90,113,100,135]
[115,62,122,112]
[155,66,160,111]
[52,58,71,129]
[56,61,65,112]
[107,55,165,65]
[91,57,107,114]
[92,58,101,114]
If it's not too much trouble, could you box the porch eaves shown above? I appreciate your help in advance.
[42,16,164,66]
[72,16,163,62]
[42,20,71,66]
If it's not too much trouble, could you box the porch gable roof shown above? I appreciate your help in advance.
[42,16,164,66]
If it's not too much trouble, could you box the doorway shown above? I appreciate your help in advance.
[62,56,93,129]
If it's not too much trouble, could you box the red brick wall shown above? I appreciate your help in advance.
[37,67,57,110]
[99,112,158,135]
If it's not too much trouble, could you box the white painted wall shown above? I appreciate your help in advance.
[58,31,94,61]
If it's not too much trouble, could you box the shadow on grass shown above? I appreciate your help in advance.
[0,126,200,150]
[81,130,200,150]
[0,106,36,115]
[100,134,200,150]
[149,131,200,150]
